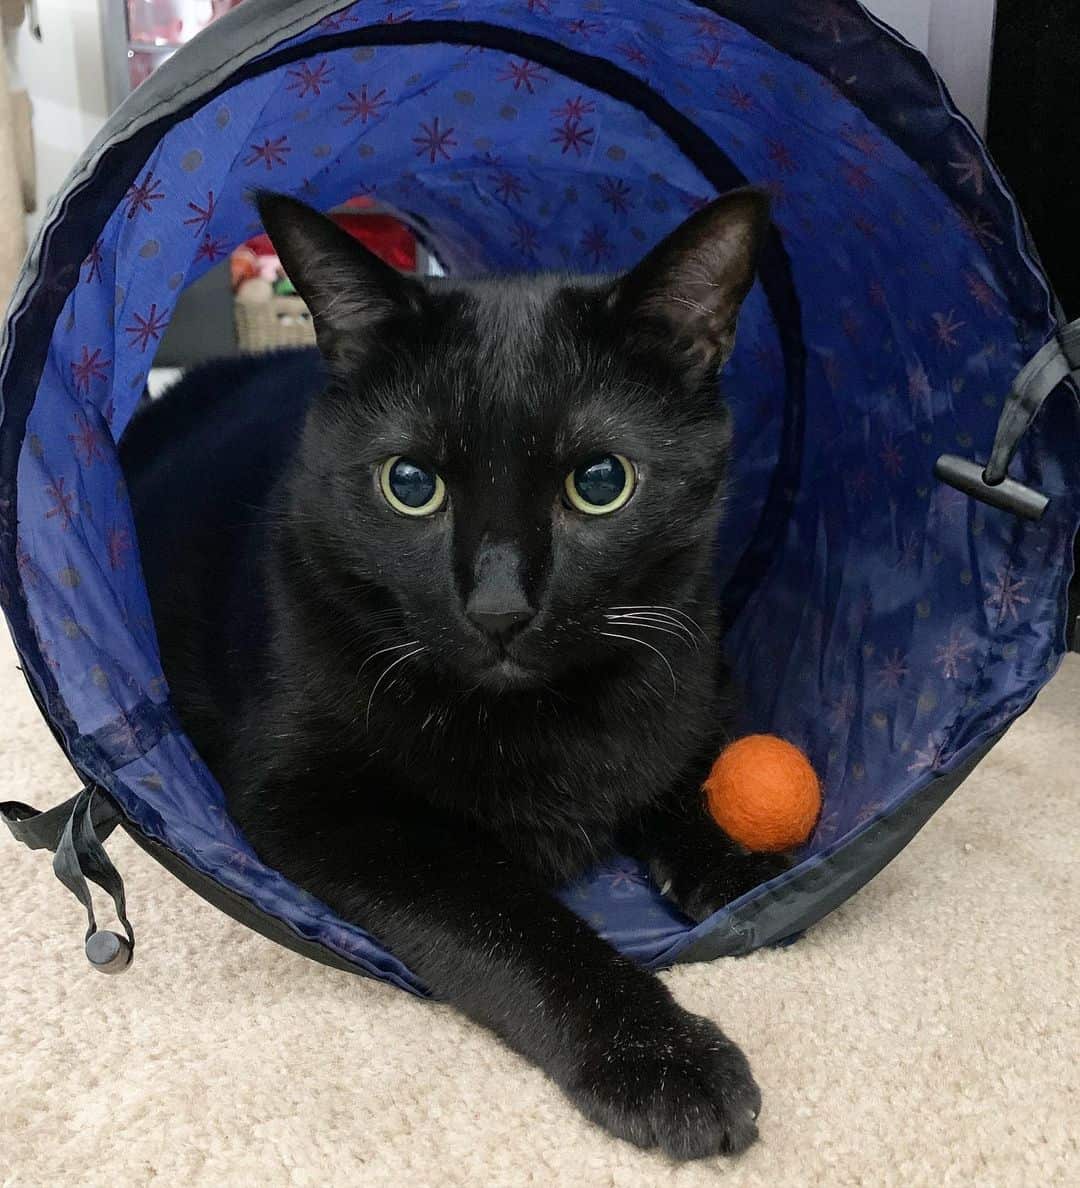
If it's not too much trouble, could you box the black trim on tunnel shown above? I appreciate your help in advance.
[1,19,810,977]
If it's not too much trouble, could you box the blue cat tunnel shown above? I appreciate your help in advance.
[2,0,1079,990]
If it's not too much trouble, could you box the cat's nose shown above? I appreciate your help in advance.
[467,605,535,644]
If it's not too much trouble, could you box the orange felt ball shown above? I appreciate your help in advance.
[703,735,821,852]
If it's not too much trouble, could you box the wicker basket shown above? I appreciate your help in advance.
[234,291,316,352]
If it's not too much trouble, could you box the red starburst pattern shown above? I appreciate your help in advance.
[244,136,292,170]
[68,413,106,467]
[766,138,796,174]
[723,84,755,112]
[317,8,355,31]
[985,567,1030,622]
[70,346,110,393]
[690,40,731,70]
[552,95,596,122]
[876,648,909,690]
[184,191,217,237]
[412,117,457,163]
[964,271,1002,315]
[908,361,931,405]
[551,118,595,156]
[125,303,170,352]
[840,123,883,159]
[614,42,648,68]
[960,209,1003,248]
[934,627,975,679]
[195,235,230,264]
[931,309,966,349]
[15,537,37,586]
[339,85,389,126]
[880,437,904,478]
[602,860,647,898]
[679,12,726,38]
[286,59,333,99]
[524,0,551,12]
[107,525,133,571]
[564,18,605,39]
[491,171,528,204]
[597,177,632,213]
[497,58,548,94]
[83,240,105,284]
[123,172,165,219]
[841,161,874,194]
[510,223,538,257]
[581,226,612,267]
[948,146,985,195]
[44,477,76,530]
[895,529,920,569]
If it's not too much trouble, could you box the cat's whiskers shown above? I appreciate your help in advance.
[365,646,426,730]
[609,605,709,640]
[599,630,678,699]
[604,612,698,649]
[357,638,421,678]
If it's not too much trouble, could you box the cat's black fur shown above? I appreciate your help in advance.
[120,189,790,1161]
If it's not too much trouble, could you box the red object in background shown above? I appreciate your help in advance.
[126,0,246,46]
[330,212,418,272]
[243,210,418,274]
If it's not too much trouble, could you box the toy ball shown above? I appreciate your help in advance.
[703,734,821,852]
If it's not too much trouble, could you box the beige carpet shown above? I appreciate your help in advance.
[1,627,1076,1187]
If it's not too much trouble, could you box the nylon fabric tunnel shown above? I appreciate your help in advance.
[1,0,1078,994]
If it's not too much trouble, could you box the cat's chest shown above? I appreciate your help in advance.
[390,689,705,825]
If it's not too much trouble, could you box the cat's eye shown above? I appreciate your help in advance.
[378,456,447,517]
[564,454,637,516]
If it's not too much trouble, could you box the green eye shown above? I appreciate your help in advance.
[378,456,446,517]
[565,454,637,515]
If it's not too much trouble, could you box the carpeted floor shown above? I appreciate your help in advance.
[1,627,1077,1187]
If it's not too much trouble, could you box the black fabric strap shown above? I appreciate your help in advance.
[936,316,1080,520]
[983,318,1080,485]
[1,787,121,851]
[2,786,134,972]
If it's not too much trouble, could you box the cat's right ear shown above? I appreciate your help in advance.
[255,191,423,365]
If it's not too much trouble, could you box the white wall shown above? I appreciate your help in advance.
[7,0,110,239]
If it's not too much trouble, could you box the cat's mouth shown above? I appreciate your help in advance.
[477,656,540,691]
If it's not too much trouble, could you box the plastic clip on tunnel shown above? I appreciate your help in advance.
[2,0,1079,991]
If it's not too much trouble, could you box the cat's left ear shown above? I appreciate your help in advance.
[255,190,425,367]
[611,187,769,378]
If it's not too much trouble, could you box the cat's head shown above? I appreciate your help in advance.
[257,189,768,693]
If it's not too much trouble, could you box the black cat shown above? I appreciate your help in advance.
[120,188,790,1160]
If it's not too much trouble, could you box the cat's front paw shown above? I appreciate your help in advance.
[565,1008,761,1160]
[651,848,796,923]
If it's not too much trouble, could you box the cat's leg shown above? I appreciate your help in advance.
[244,797,763,1160]
[619,775,796,923]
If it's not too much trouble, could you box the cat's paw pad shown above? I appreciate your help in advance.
[652,848,796,923]
[566,1010,761,1160]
